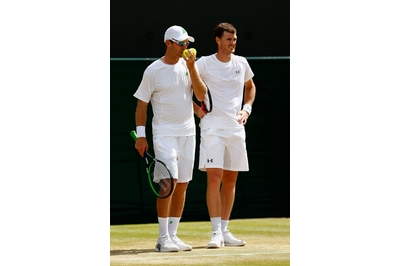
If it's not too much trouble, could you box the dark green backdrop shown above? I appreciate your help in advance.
[111,1,290,58]
[110,58,290,225]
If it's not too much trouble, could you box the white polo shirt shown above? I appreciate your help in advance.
[196,54,254,130]
[133,58,195,137]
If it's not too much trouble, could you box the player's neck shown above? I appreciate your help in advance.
[161,54,179,65]
[215,52,232,63]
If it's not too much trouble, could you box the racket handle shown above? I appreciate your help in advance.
[130,130,138,141]
[200,102,205,112]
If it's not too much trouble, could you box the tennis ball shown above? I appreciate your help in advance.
[183,48,197,58]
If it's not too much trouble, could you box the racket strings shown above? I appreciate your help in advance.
[152,161,172,193]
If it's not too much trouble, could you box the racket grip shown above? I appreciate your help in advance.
[130,130,138,141]
[200,102,205,112]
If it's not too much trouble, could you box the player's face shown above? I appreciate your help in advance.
[169,39,190,58]
[218,32,237,54]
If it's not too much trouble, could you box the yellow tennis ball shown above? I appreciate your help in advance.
[183,48,197,58]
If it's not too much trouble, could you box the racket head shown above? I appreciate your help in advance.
[201,83,212,113]
[130,130,174,198]
[146,155,174,198]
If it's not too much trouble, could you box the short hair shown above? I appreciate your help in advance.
[214,22,237,39]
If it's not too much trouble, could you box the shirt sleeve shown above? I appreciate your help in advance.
[196,56,206,77]
[243,57,254,82]
[133,67,155,103]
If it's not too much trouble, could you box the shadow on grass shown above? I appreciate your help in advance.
[110,246,208,256]
[110,249,154,256]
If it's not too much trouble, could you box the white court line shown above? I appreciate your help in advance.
[111,251,289,261]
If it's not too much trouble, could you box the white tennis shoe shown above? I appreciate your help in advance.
[207,231,225,248]
[170,235,192,251]
[155,235,179,252]
[223,230,246,246]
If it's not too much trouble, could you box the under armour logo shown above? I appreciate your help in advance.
[207,159,213,163]
[236,70,240,74]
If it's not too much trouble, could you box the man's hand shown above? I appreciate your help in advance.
[237,110,250,125]
[194,106,207,119]
[183,49,196,70]
[135,137,148,157]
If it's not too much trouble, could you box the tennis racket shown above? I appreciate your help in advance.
[200,81,212,113]
[130,130,174,199]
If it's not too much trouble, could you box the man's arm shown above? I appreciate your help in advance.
[243,78,256,108]
[237,78,256,125]
[184,51,207,102]
[135,99,149,157]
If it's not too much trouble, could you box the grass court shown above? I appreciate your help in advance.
[110,218,289,265]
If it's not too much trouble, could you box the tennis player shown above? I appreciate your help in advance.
[133,25,207,252]
[196,22,256,248]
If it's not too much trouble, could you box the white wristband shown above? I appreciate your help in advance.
[136,126,146,138]
[242,104,252,115]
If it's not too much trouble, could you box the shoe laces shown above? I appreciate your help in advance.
[159,234,172,244]
[208,231,222,240]
[170,235,183,243]
[223,230,234,237]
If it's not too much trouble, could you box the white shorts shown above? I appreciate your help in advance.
[198,128,249,172]
[153,135,195,183]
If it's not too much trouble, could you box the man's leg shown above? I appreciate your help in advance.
[220,170,238,221]
[169,182,188,217]
[206,168,223,218]
[168,182,192,251]
[156,178,176,218]
[206,168,225,248]
[155,179,179,252]
[220,170,246,246]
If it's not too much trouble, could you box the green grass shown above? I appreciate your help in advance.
[110,218,290,265]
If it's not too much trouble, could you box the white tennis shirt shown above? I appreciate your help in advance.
[133,58,195,137]
[196,54,254,130]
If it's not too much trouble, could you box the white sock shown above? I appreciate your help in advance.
[210,217,222,233]
[221,220,229,232]
[158,217,169,237]
[168,217,180,237]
